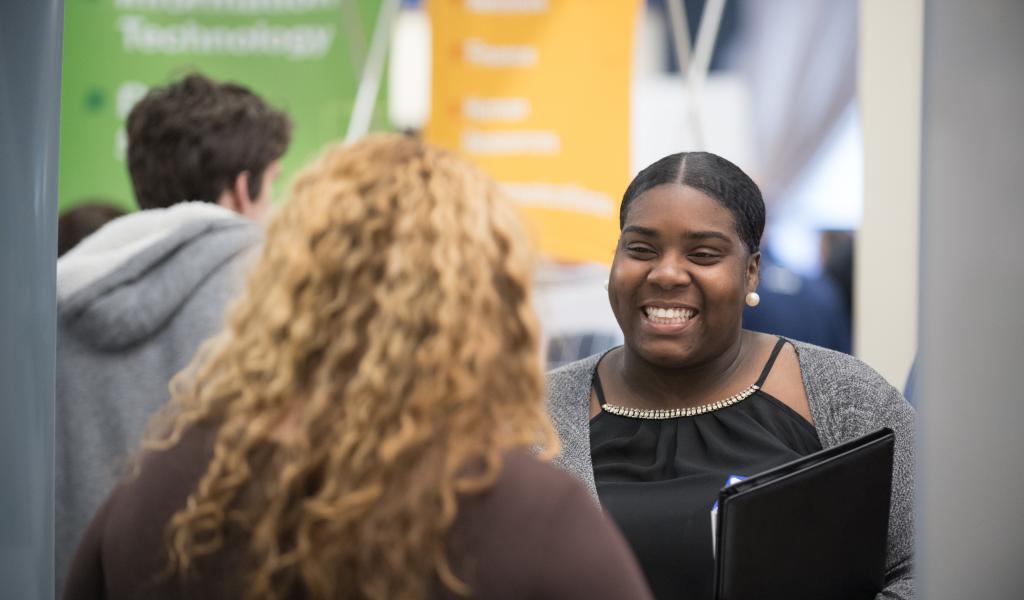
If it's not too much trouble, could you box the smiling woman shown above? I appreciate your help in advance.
[545,151,916,600]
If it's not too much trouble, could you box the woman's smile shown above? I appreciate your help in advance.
[640,304,699,334]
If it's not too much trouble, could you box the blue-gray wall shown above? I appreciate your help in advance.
[0,1,63,598]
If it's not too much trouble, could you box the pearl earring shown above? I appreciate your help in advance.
[603,279,609,291]
[745,291,761,307]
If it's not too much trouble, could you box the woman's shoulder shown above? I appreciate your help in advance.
[452,452,653,599]
[788,338,897,393]
[455,452,596,543]
[544,352,603,408]
[494,451,589,501]
[785,338,914,445]
[545,353,602,384]
[544,352,609,436]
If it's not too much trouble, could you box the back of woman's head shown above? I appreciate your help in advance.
[57,201,127,257]
[620,151,765,254]
[149,133,556,599]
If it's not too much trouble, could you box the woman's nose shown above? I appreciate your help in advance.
[646,255,692,289]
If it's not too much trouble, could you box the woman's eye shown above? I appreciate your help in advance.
[689,252,721,262]
[626,245,654,256]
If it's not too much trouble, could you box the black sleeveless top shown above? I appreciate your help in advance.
[590,338,822,600]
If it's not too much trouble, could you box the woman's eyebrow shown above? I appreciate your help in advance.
[622,225,658,237]
[684,230,731,243]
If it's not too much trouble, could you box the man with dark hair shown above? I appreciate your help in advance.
[126,73,289,215]
[55,73,291,594]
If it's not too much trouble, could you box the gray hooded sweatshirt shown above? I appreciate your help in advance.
[55,203,262,594]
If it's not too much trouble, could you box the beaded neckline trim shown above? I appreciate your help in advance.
[602,384,760,419]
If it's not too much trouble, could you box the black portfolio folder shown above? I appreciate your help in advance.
[713,427,895,600]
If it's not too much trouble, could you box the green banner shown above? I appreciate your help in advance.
[60,0,388,211]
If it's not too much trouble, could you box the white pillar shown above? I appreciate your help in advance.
[855,0,923,386]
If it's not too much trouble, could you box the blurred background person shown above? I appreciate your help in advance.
[741,248,851,353]
[57,201,126,257]
[546,151,914,600]
[55,72,291,594]
[63,133,653,600]
[821,229,855,327]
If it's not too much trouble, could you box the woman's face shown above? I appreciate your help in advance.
[609,183,759,368]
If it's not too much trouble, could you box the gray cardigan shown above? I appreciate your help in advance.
[545,339,914,600]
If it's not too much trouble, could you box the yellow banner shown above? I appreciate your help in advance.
[426,0,639,264]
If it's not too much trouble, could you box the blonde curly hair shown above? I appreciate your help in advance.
[143,133,559,599]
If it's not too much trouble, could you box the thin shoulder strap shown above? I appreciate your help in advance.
[754,337,789,387]
[592,369,608,406]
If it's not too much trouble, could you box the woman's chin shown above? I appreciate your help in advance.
[632,342,703,369]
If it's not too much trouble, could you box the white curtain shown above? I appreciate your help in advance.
[734,0,858,208]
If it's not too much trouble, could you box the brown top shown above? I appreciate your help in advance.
[63,424,653,600]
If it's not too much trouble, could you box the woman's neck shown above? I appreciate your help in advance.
[613,331,753,410]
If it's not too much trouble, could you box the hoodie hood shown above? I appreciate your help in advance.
[57,202,262,351]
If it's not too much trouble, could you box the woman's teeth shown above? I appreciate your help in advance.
[644,307,695,324]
